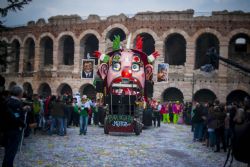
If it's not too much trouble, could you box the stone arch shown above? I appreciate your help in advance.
[8,81,17,90]
[162,87,184,102]
[102,23,129,42]
[193,89,217,103]
[106,27,126,41]
[78,30,101,43]
[23,34,36,45]
[194,33,220,70]
[57,33,75,65]
[226,89,250,104]
[164,32,187,65]
[79,33,99,65]
[162,29,190,42]
[79,83,96,100]
[0,37,8,43]
[39,32,56,43]
[102,24,129,52]
[226,28,250,43]
[133,28,159,43]
[23,37,35,72]
[57,83,73,96]
[57,31,77,43]
[10,35,22,44]
[23,82,33,98]
[192,28,223,43]
[40,36,54,67]
[38,82,52,98]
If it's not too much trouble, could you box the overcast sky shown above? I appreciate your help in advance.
[1,0,250,27]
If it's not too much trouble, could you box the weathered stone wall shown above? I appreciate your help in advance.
[1,10,250,102]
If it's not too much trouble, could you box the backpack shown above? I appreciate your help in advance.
[224,121,250,166]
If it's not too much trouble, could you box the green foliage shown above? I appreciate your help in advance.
[112,35,120,51]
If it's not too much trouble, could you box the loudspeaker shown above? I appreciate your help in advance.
[96,80,104,92]
[145,80,153,98]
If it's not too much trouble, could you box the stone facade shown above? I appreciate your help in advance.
[1,9,250,102]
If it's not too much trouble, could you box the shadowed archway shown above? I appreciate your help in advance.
[193,89,217,103]
[163,87,184,102]
[226,90,250,104]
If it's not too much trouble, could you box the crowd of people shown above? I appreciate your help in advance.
[1,85,249,166]
[143,99,186,127]
[191,98,250,154]
[0,86,102,167]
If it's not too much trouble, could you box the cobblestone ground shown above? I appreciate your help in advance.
[0,123,248,167]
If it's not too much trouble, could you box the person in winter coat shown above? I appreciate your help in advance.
[2,85,29,167]
[192,103,204,141]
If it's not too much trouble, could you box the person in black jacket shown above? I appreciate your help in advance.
[214,101,226,152]
[2,85,29,167]
[192,103,204,141]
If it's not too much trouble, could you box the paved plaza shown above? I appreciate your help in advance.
[0,123,247,167]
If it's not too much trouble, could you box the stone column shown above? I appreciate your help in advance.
[33,42,40,72]
[185,41,195,76]
[99,40,106,54]
[218,41,228,77]
[18,46,24,73]
[155,41,164,62]
[52,40,58,71]
[185,41,196,101]
[73,42,81,73]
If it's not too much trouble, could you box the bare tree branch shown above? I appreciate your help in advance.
[0,0,32,17]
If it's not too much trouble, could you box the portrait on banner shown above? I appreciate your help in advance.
[157,63,169,82]
[81,59,94,79]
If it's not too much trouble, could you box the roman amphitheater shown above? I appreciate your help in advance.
[1,9,250,103]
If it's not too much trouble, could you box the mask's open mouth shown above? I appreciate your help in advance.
[110,77,142,95]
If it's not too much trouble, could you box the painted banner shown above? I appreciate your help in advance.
[81,59,94,79]
[157,63,169,82]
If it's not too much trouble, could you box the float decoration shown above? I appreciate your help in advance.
[94,34,159,135]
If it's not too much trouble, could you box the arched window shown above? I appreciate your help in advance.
[229,33,250,66]
[164,33,186,65]
[80,34,99,65]
[40,36,53,67]
[59,35,74,65]
[195,33,219,69]
[10,40,20,73]
[24,38,35,72]
[134,33,155,55]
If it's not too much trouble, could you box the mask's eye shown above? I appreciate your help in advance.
[132,63,140,72]
[112,62,121,71]
[113,54,121,62]
[133,55,140,63]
